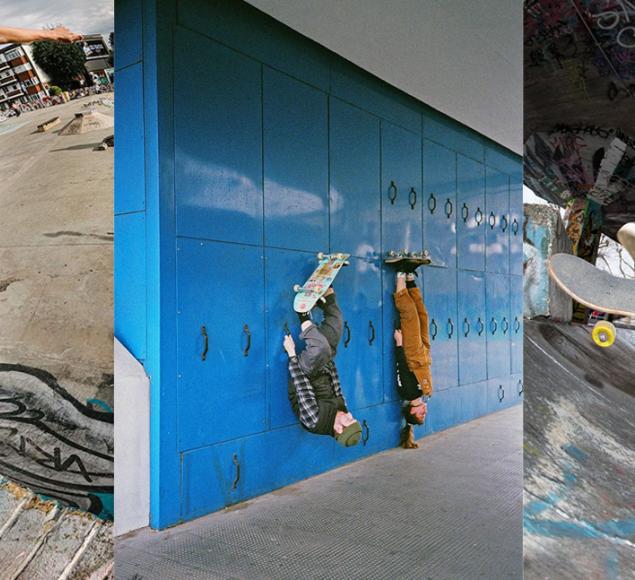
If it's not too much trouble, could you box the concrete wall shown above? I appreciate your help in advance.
[523,203,572,321]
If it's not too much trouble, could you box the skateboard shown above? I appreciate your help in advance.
[547,253,635,347]
[293,252,350,313]
[384,250,432,269]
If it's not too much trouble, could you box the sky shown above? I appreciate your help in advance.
[523,185,546,205]
[2,0,114,35]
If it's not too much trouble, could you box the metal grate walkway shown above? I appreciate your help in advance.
[116,405,522,580]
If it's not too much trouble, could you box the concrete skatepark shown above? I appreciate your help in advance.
[0,96,114,573]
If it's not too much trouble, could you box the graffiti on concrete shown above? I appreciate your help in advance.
[525,128,635,208]
[0,363,113,518]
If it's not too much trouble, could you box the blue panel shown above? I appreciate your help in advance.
[265,248,319,429]
[486,274,511,379]
[488,378,511,412]
[510,275,524,375]
[264,68,328,251]
[427,386,462,433]
[485,167,510,274]
[182,402,403,520]
[177,0,330,91]
[461,381,489,422]
[114,63,145,214]
[423,267,459,391]
[174,28,263,245]
[423,114,484,162]
[381,123,423,253]
[330,62,421,134]
[333,257,383,410]
[485,145,520,176]
[511,374,524,403]
[509,174,523,276]
[458,271,487,384]
[114,0,142,70]
[423,140,457,267]
[382,270,399,402]
[114,212,146,360]
[176,239,266,450]
[330,98,381,257]
[457,155,486,271]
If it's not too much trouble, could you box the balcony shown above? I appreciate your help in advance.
[0,75,17,87]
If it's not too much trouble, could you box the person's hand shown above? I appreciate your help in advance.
[393,329,403,346]
[46,26,83,43]
[283,334,296,357]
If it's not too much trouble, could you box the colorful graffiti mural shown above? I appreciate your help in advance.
[524,1,635,239]
[0,364,113,519]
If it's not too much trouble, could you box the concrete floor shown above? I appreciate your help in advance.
[116,405,523,580]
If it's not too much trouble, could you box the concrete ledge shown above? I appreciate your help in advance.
[36,117,60,132]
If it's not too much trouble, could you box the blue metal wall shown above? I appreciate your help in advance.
[115,0,523,529]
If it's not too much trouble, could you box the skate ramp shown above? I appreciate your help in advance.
[59,110,114,135]
[524,319,635,579]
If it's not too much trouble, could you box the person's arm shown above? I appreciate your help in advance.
[0,26,83,44]
[288,356,320,431]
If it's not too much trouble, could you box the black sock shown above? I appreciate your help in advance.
[297,311,311,324]
[406,279,417,289]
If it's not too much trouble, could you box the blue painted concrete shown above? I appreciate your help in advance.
[115,0,523,529]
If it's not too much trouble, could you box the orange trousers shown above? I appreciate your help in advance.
[394,287,433,396]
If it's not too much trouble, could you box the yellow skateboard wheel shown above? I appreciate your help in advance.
[592,320,616,348]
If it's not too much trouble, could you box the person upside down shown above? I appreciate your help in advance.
[283,287,362,447]
[391,263,433,449]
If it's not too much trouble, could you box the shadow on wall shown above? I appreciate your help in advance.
[0,364,113,519]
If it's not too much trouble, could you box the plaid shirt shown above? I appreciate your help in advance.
[288,357,344,430]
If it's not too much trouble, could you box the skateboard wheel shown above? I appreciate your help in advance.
[317,252,325,260]
[592,320,616,348]
[293,284,302,293]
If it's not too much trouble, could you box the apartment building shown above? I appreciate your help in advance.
[0,44,50,110]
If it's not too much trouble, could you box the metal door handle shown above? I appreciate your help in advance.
[498,385,505,402]
[490,317,498,335]
[489,211,496,229]
[502,317,509,334]
[368,320,376,345]
[200,325,209,361]
[512,218,519,235]
[514,317,521,333]
[463,317,471,337]
[475,207,483,225]
[477,317,484,336]
[518,380,523,396]
[232,453,240,489]
[431,319,438,340]
[428,192,437,214]
[501,215,508,232]
[445,198,453,218]
[461,203,469,222]
[344,321,351,348]
[409,187,417,210]
[388,180,397,205]
[243,324,251,357]
[362,419,370,446]
[447,318,454,338]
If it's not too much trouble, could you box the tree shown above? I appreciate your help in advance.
[31,40,86,90]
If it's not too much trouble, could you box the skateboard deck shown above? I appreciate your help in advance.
[548,253,635,318]
[294,253,350,313]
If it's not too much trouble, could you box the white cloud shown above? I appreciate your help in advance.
[2,0,114,36]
